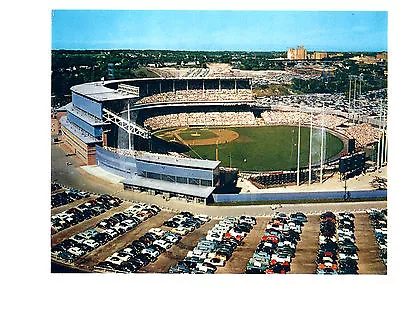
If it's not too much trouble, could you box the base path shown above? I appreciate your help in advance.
[173,128,239,146]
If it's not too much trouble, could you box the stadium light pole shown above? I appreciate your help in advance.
[308,106,313,185]
[297,107,301,186]
[348,76,352,121]
[385,126,388,165]
[358,75,363,124]
[127,102,131,151]
[380,108,385,168]
[320,101,325,183]
[384,106,388,165]
[353,76,357,125]
[376,99,382,169]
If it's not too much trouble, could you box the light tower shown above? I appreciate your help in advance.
[320,101,325,183]
[296,106,301,186]
[308,103,313,185]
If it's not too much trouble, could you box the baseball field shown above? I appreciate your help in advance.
[156,126,344,171]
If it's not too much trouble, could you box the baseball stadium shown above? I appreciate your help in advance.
[56,76,387,205]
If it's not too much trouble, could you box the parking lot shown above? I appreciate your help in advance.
[51,188,387,274]
[141,219,218,273]
[76,211,175,270]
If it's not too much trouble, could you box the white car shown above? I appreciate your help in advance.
[206,233,223,242]
[210,226,229,234]
[375,228,387,234]
[104,228,119,238]
[219,220,235,227]
[67,246,86,257]
[83,239,100,249]
[187,249,208,260]
[195,263,216,273]
[278,240,296,249]
[194,214,210,223]
[153,239,172,250]
[149,228,166,238]
[338,229,354,237]
[122,247,138,257]
[106,256,124,265]
[223,217,238,224]
[171,226,189,236]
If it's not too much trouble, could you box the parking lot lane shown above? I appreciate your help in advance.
[141,219,219,273]
[51,196,94,216]
[215,217,270,274]
[290,215,320,274]
[75,211,175,270]
[354,213,387,275]
[51,201,135,246]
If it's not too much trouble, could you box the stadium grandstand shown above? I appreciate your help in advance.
[55,76,387,204]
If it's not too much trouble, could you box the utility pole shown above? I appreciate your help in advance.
[297,108,301,186]
[376,99,382,169]
[348,76,352,121]
[353,76,357,125]
[320,101,325,183]
[308,106,313,185]
[380,108,385,167]
[127,102,131,150]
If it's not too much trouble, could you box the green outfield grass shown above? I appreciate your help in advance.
[178,128,218,140]
[184,126,344,171]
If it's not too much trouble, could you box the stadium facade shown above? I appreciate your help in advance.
[58,76,386,204]
[59,77,254,204]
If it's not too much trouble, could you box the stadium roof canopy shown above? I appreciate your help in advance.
[123,175,215,199]
[71,82,138,101]
[71,76,253,102]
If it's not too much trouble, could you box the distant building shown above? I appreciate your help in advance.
[376,52,388,61]
[311,52,328,60]
[350,55,379,65]
[287,46,307,60]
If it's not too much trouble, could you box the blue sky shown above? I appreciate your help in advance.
[52,10,387,51]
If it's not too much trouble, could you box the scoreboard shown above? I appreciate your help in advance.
[339,151,366,174]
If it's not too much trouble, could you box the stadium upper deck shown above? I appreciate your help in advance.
[71,77,254,103]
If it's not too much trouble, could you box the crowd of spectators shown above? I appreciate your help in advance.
[144,112,256,130]
[260,111,346,129]
[342,123,382,147]
[136,89,253,104]
[103,146,188,159]
[258,90,388,120]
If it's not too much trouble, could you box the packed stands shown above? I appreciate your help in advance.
[342,123,382,147]
[144,112,256,130]
[260,111,346,129]
[136,89,253,104]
